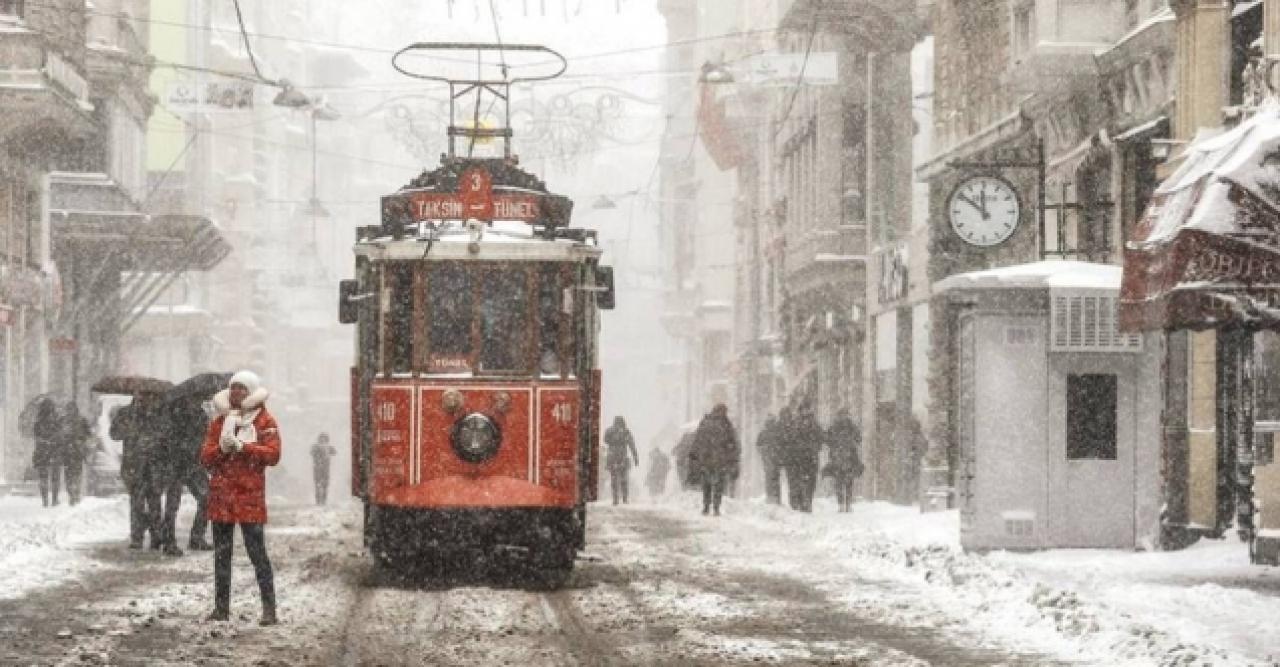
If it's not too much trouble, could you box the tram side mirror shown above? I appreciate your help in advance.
[338,279,359,324]
[595,266,616,310]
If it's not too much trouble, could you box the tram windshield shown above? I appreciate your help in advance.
[392,262,572,378]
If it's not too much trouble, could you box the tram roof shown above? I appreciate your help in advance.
[354,221,601,263]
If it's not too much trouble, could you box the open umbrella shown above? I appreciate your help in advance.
[167,371,232,402]
[90,375,174,396]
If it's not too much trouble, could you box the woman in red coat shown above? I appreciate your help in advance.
[199,370,281,625]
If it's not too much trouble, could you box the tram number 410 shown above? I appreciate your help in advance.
[376,402,396,422]
[551,402,573,425]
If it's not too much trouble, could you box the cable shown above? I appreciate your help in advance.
[773,18,818,139]
[231,0,274,84]
[489,0,510,80]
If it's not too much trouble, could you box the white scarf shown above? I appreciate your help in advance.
[220,408,261,444]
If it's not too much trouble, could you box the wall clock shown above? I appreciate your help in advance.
[948,175,1021,247]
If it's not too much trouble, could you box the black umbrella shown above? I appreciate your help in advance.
[167,372,232,401]
[91,375,174,396]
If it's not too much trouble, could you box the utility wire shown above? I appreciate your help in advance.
[231,0,275,84]
[773,18,818,139]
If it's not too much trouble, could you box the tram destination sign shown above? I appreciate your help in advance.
[401,191,542,222]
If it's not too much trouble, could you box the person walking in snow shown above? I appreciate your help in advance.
[200,370,282,626]
[31,397,63,507]
[689,403,739,516]
[310,432,337,505]
[112,394,166,549]
[783,401,824,513]
[58,401,93,506]
[825,407,863,513]
[756,413,783,505]
[156,397,214,555]
[603,416,640,505]
[645,447,671,499]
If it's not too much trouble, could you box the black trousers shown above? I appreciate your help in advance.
[35,463,61,506]
[784,463,817,512]
[762,459,782,504]
[701,469,728,512]
[127,463,162,545]
[609,467,630,504]
[64,462,83,505]
[833,472,855,511]
[212,522,275,613]
[161,467,209,548]
[313,465,330,505]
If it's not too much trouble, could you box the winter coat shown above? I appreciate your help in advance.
[782,411,824,470]
[603,423,639,472]
[199,388,281,524]
[756,417,781,466]
[826,416,864,477]
[31,400,61,467]
[673,431,696,489]
[111,400,165,488]
[645,449,671,489]
[161,399,210,477]
[311,441,336,475]
[58,410,93,468]
[689,413,740,480]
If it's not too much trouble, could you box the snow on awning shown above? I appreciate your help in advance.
[1119,101,1280,331]
[933,260,1121,294]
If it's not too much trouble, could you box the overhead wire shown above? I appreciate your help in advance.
[231,0,274,84]
[773,18,818,139]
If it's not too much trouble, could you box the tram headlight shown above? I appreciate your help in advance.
[441,389,464,414]
[451,412,502,464]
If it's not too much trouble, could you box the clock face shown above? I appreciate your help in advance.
[948,176,1021,247]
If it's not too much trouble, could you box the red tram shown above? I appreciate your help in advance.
[337,44,613,581]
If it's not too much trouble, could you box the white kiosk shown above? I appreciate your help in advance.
[935,261,1163,551]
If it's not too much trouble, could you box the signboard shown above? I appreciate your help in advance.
[403,191,542,222]
[739,52,839,87]
[164,81,254,112]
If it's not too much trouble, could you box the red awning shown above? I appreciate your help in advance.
[696,83,744,170]
[1119,103,1280,331]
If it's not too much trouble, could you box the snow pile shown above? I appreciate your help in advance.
[0,495,130,600]
[723,497,1279,666]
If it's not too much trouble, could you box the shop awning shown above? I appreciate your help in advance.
[1119,103,1280,331]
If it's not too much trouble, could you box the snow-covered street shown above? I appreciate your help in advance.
[1,492,1279,665]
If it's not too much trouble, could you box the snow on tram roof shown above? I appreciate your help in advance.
[355,220,601,262]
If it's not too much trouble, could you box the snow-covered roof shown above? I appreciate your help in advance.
[355,220,601,263]
[1135,100,1280,246]
[933,260,1122,294]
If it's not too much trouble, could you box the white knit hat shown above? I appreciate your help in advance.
[228,370,261,393]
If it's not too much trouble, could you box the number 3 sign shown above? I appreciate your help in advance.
[459,167,493,219]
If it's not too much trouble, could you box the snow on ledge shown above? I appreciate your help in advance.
[933,260,1122,294]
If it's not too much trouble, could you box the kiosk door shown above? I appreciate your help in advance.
[1049,357,1136,547]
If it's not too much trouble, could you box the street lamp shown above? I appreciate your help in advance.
[699,61,735,85]
[272,85,341,247]
[592,189,643,210]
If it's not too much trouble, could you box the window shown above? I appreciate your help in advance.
[478,268,530,373]
[537,264,569,377]
[0,0,22,18]
[1066,374,1117,459]
[385,264,414,374]
[1013,4,1034,58]
[426,264,473,373]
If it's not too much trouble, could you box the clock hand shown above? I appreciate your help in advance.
[956,192,983,214]
[978,189,990,220]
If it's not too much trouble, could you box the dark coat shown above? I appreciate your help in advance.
[756,417,781,466]
[111,400,164,487]
[31,399,62,467]
[782,411,823,470]
[603,423,639,472]
[689,412,739,479]
[645,449,670,489]
[826,415,864,477]
[58,407,93,468]
[200,402,282,524]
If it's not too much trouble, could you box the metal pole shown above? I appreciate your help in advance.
[1037,140,1046,260]
[312,111,318,248]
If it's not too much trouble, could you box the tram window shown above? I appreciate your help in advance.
[387,265,414,374]
[478,268,531,374]
[538,265,563,377]
[426,265,473,373]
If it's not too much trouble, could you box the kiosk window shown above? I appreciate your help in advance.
[426,265,473,373]
[1066,373,1117,460]
[478,268,531,373]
